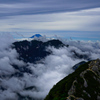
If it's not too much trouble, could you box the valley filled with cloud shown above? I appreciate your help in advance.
[0,34,100,100]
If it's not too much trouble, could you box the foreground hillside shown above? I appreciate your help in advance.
[44,59,100,100]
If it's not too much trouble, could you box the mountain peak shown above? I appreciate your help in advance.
[30,34,42,38]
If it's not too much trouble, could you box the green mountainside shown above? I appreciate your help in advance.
[44,59,100,100]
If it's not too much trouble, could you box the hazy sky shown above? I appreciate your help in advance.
[0,0,100,40]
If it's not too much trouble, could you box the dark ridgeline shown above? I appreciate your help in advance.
[12,39,65,63]
[12,39,90,64]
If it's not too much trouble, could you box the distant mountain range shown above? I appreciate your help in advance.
[13,39,90,64]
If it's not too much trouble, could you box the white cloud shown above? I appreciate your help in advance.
[0,90,18,100]
[0,57,15,75]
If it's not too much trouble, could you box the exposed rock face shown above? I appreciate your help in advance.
[44,59,100,100]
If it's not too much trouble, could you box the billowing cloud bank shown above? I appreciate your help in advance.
[0,34,100,100]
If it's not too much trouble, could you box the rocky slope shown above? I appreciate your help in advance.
[44,59,100,100]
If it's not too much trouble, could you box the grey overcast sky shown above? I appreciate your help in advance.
[0,0,100,40]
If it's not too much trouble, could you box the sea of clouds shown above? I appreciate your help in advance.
[0,34,100,100]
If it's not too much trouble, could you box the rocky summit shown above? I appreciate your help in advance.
[44,59,100,100]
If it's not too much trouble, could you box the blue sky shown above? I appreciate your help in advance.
[0,0,100,41]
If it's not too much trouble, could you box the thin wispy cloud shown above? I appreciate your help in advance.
[0,0,100,18]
